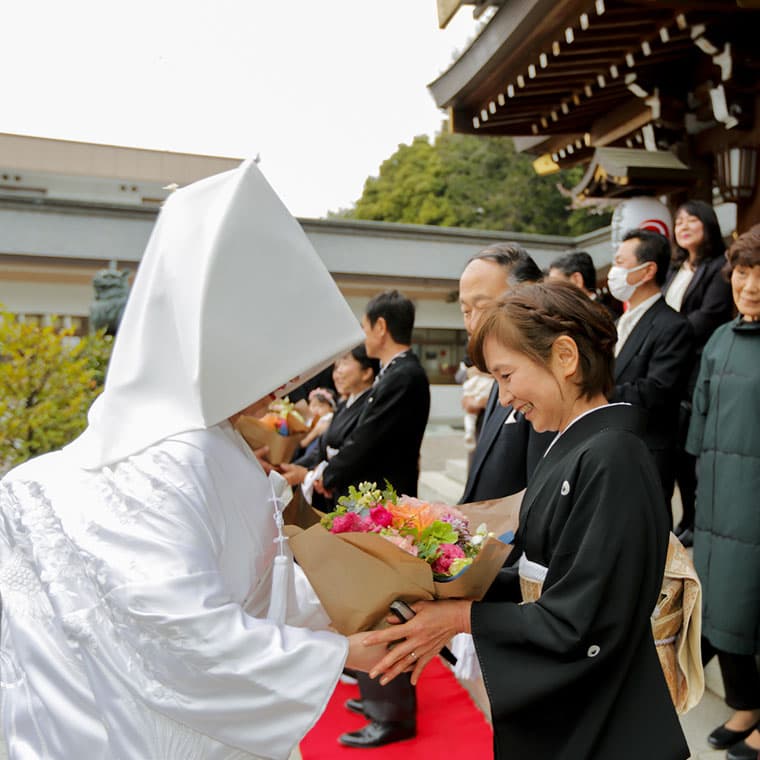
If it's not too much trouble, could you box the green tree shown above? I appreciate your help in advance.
[0,309,113,475]
[335,132,609,236]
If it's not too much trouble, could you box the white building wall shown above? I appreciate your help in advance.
[0,281,92,315]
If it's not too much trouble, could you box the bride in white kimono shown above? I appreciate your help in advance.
[0,159,382,759]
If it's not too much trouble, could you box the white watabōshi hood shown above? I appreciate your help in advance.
[67,158,363,469]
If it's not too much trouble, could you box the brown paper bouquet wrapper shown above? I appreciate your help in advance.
[234,414,305,465]
[284,490,522,635]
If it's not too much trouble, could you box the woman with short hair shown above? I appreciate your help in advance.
[365,281,689,760]
[281,345,380,510]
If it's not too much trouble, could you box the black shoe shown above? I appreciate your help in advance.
[338,720,416,748]
[726,738,760,760]
[677,528,694,548]
[708,723,757,750]
[345,698,366,717]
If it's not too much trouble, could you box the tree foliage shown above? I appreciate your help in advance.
[335,132,610,236]
[0,309,113,475]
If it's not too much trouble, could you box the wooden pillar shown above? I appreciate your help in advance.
[736,145,760,233]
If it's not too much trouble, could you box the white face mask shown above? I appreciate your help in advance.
[607,262,649,302]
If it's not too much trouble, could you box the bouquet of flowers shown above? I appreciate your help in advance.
[285,481,516,635]
[322,482,490,580]
[234,397,309,464]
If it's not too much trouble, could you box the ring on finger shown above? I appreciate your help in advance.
[409,651,417,661]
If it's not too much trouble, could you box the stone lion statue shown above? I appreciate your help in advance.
[90,268,130,335]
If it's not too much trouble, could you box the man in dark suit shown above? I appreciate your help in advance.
[458,244,555,504]
[609,229,695,515]
[316,290,430,749]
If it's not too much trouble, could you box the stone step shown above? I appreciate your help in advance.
[445,457,468,485]
[418,470,463,505]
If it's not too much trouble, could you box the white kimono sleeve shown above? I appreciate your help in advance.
[0,427,348,760]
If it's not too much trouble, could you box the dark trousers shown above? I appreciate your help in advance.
[673,403,697,531]
[702,637,760,710]
[650,448,676,530]
[357,672,416,724]
[674,449,697,530]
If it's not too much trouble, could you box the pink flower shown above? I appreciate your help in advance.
[379,533,419,557]
[396,496,428,510]
[331,512,370,534]
[369,505,393,529]
[431,543,466,575]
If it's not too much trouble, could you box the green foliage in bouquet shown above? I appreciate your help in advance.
[320,480,489,579]
[0,308,113,475]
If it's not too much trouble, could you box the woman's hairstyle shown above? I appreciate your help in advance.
[673,200,726,266]
[469,281,617,399]
[726,223,760,271]
[349,343,381,378]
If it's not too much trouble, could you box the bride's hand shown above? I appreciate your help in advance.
[361,600,472,686]
[344,633,391,673]
[278,463,308,486]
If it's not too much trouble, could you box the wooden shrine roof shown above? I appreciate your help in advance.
[429,0,760,173]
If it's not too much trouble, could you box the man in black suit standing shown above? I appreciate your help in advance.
[609,229,695,516]
[317,290,430,749]
[459,244,555,504]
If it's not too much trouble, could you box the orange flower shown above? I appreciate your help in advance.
[388,499,437,533]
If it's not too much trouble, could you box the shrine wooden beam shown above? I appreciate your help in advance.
[589,100,655,146]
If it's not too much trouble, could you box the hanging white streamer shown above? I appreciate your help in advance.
[266,471,294,625]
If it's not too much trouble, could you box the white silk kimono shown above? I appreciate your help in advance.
[0,422,347,760]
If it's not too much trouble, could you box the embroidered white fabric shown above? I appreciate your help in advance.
[0,423,346,759]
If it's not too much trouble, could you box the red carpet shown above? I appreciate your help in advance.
[301,658,493,758]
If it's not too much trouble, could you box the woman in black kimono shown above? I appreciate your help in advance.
[280,344,379,509]
[365,281,689,760]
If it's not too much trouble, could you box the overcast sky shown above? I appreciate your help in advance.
[2,2,481,218]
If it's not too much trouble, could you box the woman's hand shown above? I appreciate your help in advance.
[345,633,392,673]
[362,600,472,686]
[278,463,308,486]
[314,478,333,498]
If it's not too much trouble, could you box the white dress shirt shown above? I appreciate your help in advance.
[664,264,695,312]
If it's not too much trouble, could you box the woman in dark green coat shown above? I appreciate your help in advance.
[686,223,760,760]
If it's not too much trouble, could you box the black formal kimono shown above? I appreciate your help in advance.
[322,350,430,499]
[294,391,370,470]
[471,405,689,760]
[293,390,371,510]
[461,383,554,503]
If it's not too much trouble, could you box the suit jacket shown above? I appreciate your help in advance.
[612,297,694,451]
[664,256,733,348]
[663,256,733,398]
[461,383,554,504]
[322,351,430,499]
[472,405,688,760]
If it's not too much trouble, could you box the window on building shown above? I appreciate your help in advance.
[411,327,468,384]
